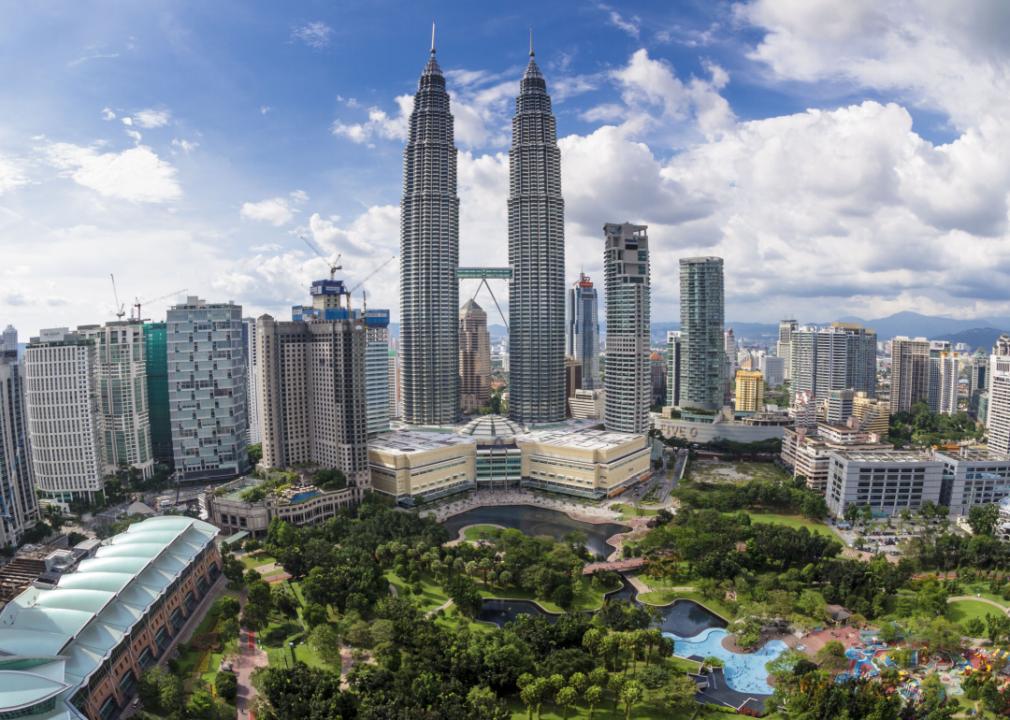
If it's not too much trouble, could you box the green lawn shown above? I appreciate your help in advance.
[384,571,451,612]
[462,523,507,541]
[633,577,736,621]
[960,583,1010,608]
[745,512,838,539]
[612,503,660,519]
[432,606,497,634]
[240,551,279,571]
[686,461,789,485]
[948,598,1003,625]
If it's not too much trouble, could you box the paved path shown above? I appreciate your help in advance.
[425,598,454,617]
[582,557,646,575]
[948,595,1010,615]
[235,630,268,720]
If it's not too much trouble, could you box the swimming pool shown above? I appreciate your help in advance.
[667,628,788,695]
[289,490,320,504]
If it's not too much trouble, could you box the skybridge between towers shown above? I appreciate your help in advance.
[457,266,512,332]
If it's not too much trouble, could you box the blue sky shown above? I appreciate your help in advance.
[2,1,1010,337]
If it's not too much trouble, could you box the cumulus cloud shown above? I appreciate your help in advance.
[292,21,333,49]
[42,142,182,203]
[171,138,199,154]
[240,190,309,226]
[133,109,171,128]
[0,155,28,194]
[331,96,413,144]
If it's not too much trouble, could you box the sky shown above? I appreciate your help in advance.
[2,0,1010,337]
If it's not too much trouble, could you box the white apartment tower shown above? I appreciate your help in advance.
[167,298,249,482]
[987,335,1010,460]
[244,317,262,445]
[777,319,797,381]
[789,324,876,403]
[667,331,682,408]
[24,329,105,501]
[603,223,650,434]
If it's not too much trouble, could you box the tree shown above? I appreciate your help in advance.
[137,666,182,714]
[555,686,577,720]
[214,671,238,703]
[969,503,1000,536]
[520,678,549,720]
[666,674,698,714]
[466,685,508,720]
[309,623,343,667]
[916,616,964,656]
[619,679,644,720]
[185,689,217,720]
[584,685,604,720]
[816,640,848,672]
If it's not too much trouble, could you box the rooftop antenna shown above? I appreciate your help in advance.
[431,21,436,54]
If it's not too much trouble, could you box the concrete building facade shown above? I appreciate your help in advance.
[789,323,877,403]
[826,449,943,518]
[459,299,491,414]
[0,348,40,546]
[666,331,682,409]
[890,336,931,413]
[777,319,797,381]
[24,328,105,501]
[603,222,650,434]
[734,369,764,413]
[988,334,1010,460]
[243,317,262,446]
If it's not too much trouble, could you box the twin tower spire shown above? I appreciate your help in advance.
[399,28,566,426]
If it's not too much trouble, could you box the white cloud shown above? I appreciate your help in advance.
[292,21,333,49]
[133,109,171,128]
[331,95,413,144]
[259,105,272,115]
[101,107,116,121]
[43,142,182,203]
[598,2,641,38]
[239,190,308,226]
[171,138,199,154]
[0,156,28,194]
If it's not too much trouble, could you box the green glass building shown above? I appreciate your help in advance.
[144,322,173,468]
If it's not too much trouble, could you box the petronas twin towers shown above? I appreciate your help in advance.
[400,32,566,426]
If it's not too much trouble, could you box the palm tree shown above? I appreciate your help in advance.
[556,686,577,720]
[584,685,603,720]
[620,680,644,720]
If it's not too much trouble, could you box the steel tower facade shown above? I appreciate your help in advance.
[400,39,460,425]
[508,46,566,424]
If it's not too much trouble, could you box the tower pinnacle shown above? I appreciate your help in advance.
[431,21,436,55]
[529,27,534,57]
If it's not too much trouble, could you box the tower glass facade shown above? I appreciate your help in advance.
[144,322,173,468]
[567,274,599,390]
[400,44,460,425]
[459,299,491,414]
[679,257,725,412]
[508,48,566,424]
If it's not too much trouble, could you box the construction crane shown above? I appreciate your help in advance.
[109,274,126,320]
[133,288,188,321]
[300,234,342,281]
[348,255,396,311]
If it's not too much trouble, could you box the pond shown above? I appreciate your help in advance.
[441,505,630,557]
[653,598,726,636]
[478,598,558,627]
[667,627,788,695]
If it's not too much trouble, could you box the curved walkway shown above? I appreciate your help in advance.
[948,595,1010,615]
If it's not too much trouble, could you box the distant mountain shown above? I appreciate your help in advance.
[835,311,1010,340]
[934,327,1008,351]
[649,321,779,345]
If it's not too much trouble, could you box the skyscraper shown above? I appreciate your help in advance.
[724,328,737,389]
[679,257,724,412]
[969,351,989,418]
[508,42,566,424]
[789,323,877,402]
[168,297,249,482]
[79,321,155,480]
[364,309,391,436]
[0,325,16,354]
[143,322,173,467]
[459,299,491,414]
[987,335,1010,459]
[567,273,599,390]
[603,223,650,434]
[24,328,105,501]
[0,346,40,546]
[933,350,960,416]
[243,317,262,445]
[890,336,931,413]
[777,319,797,380]
[666,331,682,408]
[400,35,460,425]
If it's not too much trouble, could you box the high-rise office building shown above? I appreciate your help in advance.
[400,39,460,425]
[666,331,682,408]
[0,346,40,546]
[970,351,989,418]
[679,257,724,412]
[734,369,764,413]
[987,335,1010,460]
[603,223,650,434]
[364,309,391,436]
[508,44,566,424]
[243,317,262,445]
[24,328,105,501]
[388,350,402,419]
[0,325,16,354]
[79,321,154,480]
[789,323,877,402]
[651,352,667,407]
[567,273,599,390]
[143,322,173,468]
[167,297,249,482]
[724,328,737,387]
[459,299,491,414]
[257,311,370,494]
[777,319,797,381]
[825,388,855,425]
[890,336,931,413]
[760,355,785,388]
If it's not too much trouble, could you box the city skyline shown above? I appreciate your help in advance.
[3,2,1010,337]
